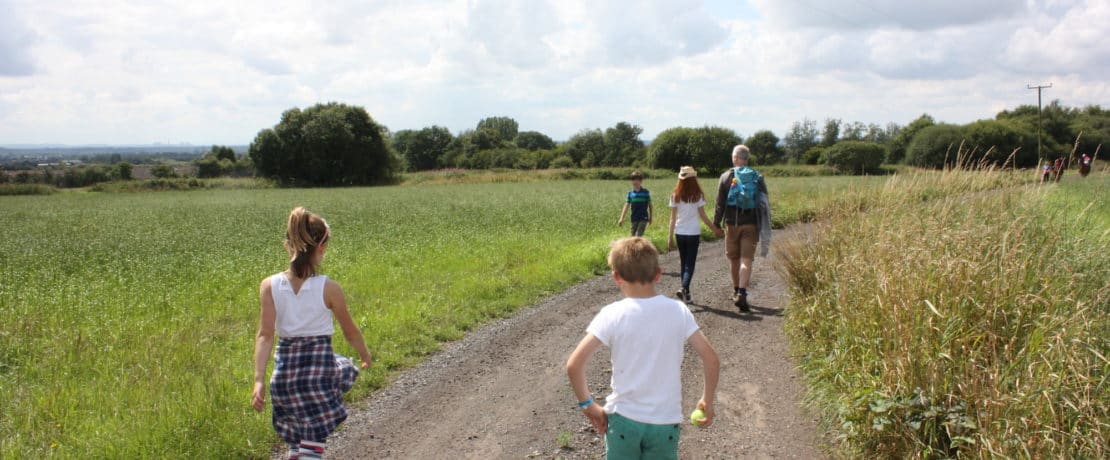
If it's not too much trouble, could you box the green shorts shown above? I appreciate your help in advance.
[605,412,680,460]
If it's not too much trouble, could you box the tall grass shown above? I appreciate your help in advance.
[779,172,1108,458]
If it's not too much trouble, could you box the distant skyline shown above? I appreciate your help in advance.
[1,0,1107,145]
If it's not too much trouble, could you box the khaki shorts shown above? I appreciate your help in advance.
[726,224,758,260]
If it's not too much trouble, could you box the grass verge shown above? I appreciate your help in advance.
[779,173,1108,457]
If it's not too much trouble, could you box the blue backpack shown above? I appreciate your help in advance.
[726,166,761,209]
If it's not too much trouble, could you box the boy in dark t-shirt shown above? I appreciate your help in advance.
[616,171,653,237]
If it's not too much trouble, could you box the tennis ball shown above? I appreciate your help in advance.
[690,408,706,426]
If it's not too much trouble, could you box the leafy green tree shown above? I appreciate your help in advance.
[476,116,519,144]
[746,130,785,164]
[212,145,236,162]
[906,124,964,169]
[821,118,840,147]
[249,102,398,186]
[823,141,885,174]
[1066,105,1110,156]
[393,126,454,171]
[783,118,819,163]
[514,131,556,151]
[602,122,646,166]
[117,162,133,180]
[689,126,741,170]
[963,119,1037,167]
[564,129,605,166]
[648,126,740,171]
[841,121,866,141]
[887,114,934,163]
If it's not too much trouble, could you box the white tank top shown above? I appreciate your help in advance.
[270,273,335,337]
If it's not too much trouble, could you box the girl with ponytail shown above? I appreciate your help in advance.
[252,207,373,459]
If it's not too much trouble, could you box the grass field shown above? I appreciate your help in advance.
[0,169,1032,457]
[0,174,887,458]
[780,173,1108,457]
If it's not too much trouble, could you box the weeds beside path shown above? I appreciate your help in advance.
[324,230,825,459]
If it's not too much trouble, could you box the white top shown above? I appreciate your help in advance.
[586,295,700,424]
[270,273,335,337]
[669,195,706,236]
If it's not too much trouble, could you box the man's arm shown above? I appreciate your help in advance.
[713,172,729,228]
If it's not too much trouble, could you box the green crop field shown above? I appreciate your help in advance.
[0,171,1027,458]
[781,174,1108,458]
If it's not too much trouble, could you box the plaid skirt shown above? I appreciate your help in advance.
[270,335,359,445]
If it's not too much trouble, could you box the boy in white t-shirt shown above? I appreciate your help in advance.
[566,237,720,459]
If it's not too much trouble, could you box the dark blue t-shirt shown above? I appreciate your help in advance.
[627,188,651,222]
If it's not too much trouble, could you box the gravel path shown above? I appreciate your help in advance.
[316,227,824,459]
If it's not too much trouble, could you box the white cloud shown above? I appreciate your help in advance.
[751,0,1027,30]
[0,0,1106,145]
[0,0,37,75]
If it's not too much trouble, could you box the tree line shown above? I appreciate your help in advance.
[244,100,1107,186]
[10,100,1102,189]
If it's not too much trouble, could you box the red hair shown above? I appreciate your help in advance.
[672,177,704,203]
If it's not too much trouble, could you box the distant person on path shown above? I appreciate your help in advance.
[1053,157,1065,182]
[617,171,653,237]
[567,237,720,460]
[1079,153,1092,177]
[713,145,771,312]
[252,207,374,459]
[667,166,724,303]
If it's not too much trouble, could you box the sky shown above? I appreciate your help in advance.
[0,0,1107,145]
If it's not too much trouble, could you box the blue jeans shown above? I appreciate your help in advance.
[676,234,700,290]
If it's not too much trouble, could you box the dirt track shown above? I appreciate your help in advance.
[317,227,824,459]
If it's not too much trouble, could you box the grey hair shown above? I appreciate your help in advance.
[732,145,750,161]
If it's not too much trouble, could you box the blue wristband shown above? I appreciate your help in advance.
[577,395,594,409]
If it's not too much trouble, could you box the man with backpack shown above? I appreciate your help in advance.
[713,145,770,312]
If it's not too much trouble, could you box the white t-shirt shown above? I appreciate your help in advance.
[586,295,700,424]
[270,273,335,337]
[669,195,706,236]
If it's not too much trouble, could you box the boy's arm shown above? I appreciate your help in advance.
[616,202,629,226]
[326,280,374,369]
[648,200,654,224]
[688,330,720,428]
[566,334,608,434]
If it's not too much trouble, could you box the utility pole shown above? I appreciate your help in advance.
[1027,83,1052,163]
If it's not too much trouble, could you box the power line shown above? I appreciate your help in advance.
[1027,82,1052,162]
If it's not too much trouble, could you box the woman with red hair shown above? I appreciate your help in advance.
[668,166,724,303]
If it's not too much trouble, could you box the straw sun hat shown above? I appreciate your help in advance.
[678,166,697,179]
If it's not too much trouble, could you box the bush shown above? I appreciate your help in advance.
[906,124,965,169]
[823,141,886,174]
[249,102,399,186]
[550,155,576,168]
[0,184,57,195]
[962,119,1037,167]
[150,164,176,178]
[801,146,827,165]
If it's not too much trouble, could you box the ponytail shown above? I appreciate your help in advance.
[284,207,330,279]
